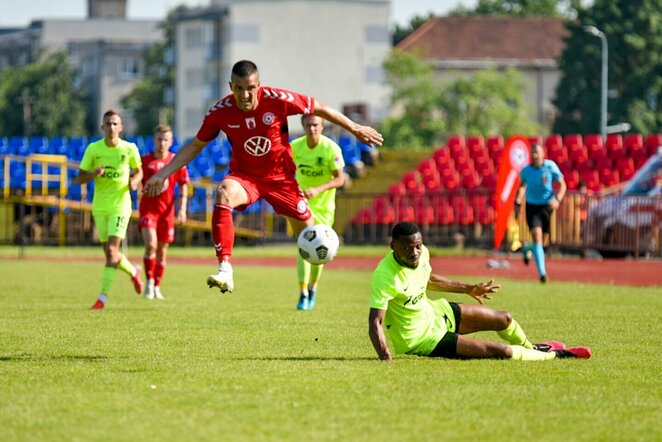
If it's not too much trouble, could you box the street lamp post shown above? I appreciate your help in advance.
[583,25,608,140]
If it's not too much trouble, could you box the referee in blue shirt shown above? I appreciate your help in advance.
[514,143,567,283]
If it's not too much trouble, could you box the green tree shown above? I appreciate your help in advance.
[380,50,540,150]
[553,0,662,135]
[392,13,434,46]
[121,7,181,135]
[0,51,85,137]
[451,0,581,17]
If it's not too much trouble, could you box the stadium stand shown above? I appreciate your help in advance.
[349,133,662,237]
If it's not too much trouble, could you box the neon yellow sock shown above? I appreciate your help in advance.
[101,266,117,295]
[497,319,533,349]
[117,256,136,277]
[309,263,324,289]
[510,345,556,361]
[297,255,310,292]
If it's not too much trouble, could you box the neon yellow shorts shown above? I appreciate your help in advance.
[93,212,131,242]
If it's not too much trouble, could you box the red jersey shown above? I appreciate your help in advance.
[139,152,190,216]
[196,86,314,178]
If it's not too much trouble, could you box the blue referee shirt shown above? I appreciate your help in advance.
[520,160,564,205]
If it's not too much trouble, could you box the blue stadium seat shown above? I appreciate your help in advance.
[338,135,361,165]
[30,136,49,155]
[126,135,145,155]
[143,135,155,154]
[49,136,68,156]
[68,137,87,161]
[212,168,228,182]
[0,137,9,155]
[9,136,28,156]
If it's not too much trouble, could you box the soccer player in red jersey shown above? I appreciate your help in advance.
[139,125,189,300]
[143,60,383,293]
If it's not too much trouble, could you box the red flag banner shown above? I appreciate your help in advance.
[493,135,531,250]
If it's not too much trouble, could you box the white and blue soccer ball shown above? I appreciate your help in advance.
[297,224,340,265]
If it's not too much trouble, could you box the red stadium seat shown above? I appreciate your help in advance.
[564,134,583,153]
[644,134,662,156]
[447,135,465,150]
[480,173,497,190]
[432,147,451,163]
[625,134,643,154]
[599,169,620,188]
[417,158,437,176]
[351,208,372,224]
[616,157,635,177]
[461,171,481,190]
[545,134,563,151]
[548,145,568,164]
[528,135,543,146]
[487,135,504,154]
[581,169,602,192]
[563,170,580,190]
[605,134,624,156]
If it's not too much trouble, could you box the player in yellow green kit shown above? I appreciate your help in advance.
[77,110,144,310]
[369,222,591,361]
[291,115,345,310]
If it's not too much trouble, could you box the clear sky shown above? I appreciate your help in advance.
[0,0,477,28]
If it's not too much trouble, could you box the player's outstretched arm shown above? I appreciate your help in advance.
[427,275,500,305]
[143,138,208,196]
[313,101,383,147]
[369,308,393,361]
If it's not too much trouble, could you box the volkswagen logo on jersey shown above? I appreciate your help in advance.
[262,112,275,125]
[244,136,272,156]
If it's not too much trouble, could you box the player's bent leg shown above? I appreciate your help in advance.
[456,304,511,334]
[455,335,513,359]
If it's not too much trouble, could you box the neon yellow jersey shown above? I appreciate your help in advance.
[79,138,141,215]
[370,246,449,355]
[291,134,344,226]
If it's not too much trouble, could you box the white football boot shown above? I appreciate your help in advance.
[207,261,234,293]
[154,285,165,300]
[144,279,155,300]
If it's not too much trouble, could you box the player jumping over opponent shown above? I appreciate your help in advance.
[143,60,382,294]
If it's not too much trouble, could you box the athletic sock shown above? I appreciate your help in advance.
[143,256,156,280]
[212,203,234,262]
[154,261,165,286]
[497,319,533,349]
[509,345,556,361]
[309,263,324,288]
[297,254,311,290]
[101,266,117,295]
[533,242,547,277]
[97,294,108,304]
[117,256,137,277]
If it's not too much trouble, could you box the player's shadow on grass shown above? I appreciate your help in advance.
[0,353,110,362]
[233,356,376,361]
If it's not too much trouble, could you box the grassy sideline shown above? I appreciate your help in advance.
[1,252,661,441]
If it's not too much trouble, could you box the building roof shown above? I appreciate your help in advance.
[397,16,568,64]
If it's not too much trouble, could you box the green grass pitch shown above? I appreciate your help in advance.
[1,249,660,441]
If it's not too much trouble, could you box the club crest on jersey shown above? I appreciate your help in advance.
[297,199,309,214]
[262,112,275,125]
[244,136,272,156]
[245,117,256,130]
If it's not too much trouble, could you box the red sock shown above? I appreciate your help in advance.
[212,203,234,263]
[154,261,165,286]
[143,256,156,280]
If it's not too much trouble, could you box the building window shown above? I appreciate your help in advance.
[119,57,139,78]
[186,68,204,88]
[229,24,259,43]
[82,58,95,77]
[365,66,385,84]
[185,27,203,49]
[365,26,389,44]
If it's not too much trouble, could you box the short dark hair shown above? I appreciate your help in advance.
[102,109,120,121]
[391,222,421,241]
[154,124,172,134]
[531,142,544,151]
[232,60,258,78]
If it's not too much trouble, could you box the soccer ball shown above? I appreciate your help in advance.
[297,224,340,265]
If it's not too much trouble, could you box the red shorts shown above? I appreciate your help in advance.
[226,172,312,221]
[139,211,176,243]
